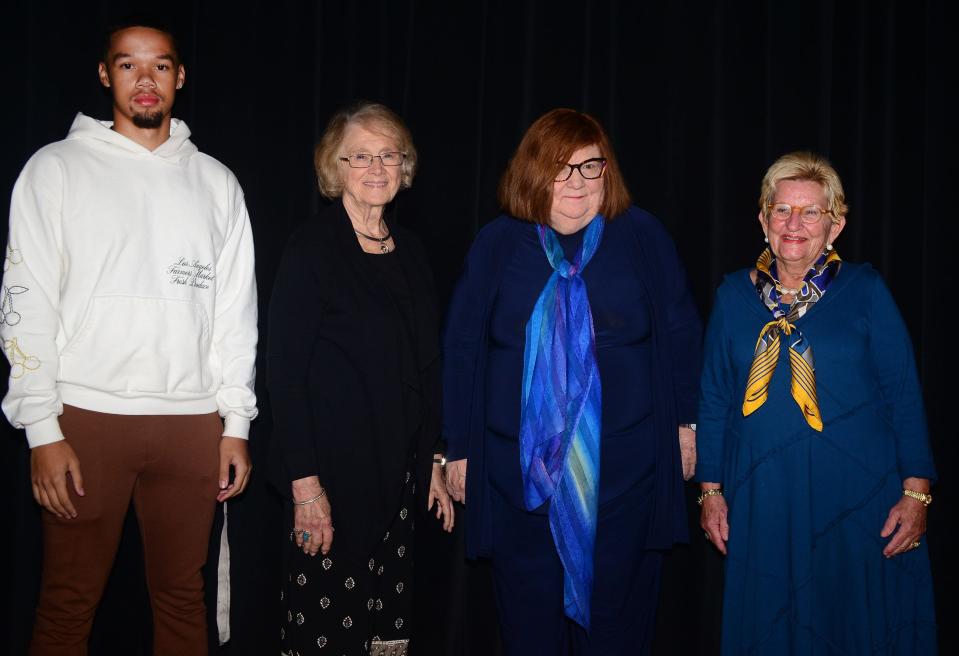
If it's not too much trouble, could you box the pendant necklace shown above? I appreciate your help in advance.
[355,227,392,254]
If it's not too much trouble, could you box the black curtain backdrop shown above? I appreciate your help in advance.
[1,1,954,654]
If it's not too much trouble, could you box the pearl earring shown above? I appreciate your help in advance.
[764,236,769,243]
[826,243,833,251]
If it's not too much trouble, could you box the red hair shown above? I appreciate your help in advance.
[498,108,631,224]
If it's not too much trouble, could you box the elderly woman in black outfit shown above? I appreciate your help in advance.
[269,102,453,656]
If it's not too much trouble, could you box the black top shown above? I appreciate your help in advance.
[366,249,423,446]
[267,200,441,554]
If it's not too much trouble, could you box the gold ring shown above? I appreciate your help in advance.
[911,541,920,549]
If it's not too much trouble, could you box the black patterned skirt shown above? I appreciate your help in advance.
[281,471,415,656]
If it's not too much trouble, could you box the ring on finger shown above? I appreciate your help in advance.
[911,540,921,549]
[302,531,312,542]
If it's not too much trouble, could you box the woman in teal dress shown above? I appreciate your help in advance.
[696,151,937,654]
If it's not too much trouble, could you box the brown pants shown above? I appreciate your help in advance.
[30,405,223,656]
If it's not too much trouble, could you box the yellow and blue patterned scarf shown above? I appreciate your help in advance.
[520,215,603,630]
[742,247,841,431]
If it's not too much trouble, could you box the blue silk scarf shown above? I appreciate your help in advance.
[519,215,604,630]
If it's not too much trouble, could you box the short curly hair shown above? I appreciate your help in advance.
[759,151,848,222]
[313,102,417,199]
[101,16,181,66]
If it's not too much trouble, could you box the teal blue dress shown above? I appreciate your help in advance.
[696,263,937,655]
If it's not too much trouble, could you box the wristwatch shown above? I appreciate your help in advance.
[902,489,932,506]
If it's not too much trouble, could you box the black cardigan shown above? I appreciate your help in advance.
[267,200,442,555]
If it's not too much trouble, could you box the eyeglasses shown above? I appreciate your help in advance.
[338,152,407,168]
[555,157,608,182]
[765,203,834,224]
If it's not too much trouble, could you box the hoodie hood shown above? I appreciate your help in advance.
[65,112,198,163]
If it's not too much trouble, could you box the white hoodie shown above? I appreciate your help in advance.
[2,113,258,447]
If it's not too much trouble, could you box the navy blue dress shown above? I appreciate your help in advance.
[696,264,937,655]
[443,209,702,655]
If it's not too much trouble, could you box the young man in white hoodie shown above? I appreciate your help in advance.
[1,21,257,655]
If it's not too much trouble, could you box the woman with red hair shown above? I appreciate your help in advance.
[443,108,702,654]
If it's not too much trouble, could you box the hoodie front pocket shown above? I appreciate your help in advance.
[59,296,212,394]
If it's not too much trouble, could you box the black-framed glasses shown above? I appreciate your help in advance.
[338,152,407,168]
[555,157,608,182]
[765,203,834,224]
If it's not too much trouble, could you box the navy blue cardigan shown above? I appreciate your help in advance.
[443,207,702,558]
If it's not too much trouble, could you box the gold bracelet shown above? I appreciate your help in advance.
[696,489,723,506]
[902,489,932,506]
[294,488,326,505]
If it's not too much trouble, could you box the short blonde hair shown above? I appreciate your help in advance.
[759,151,848,221]
[313,102,418,198]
